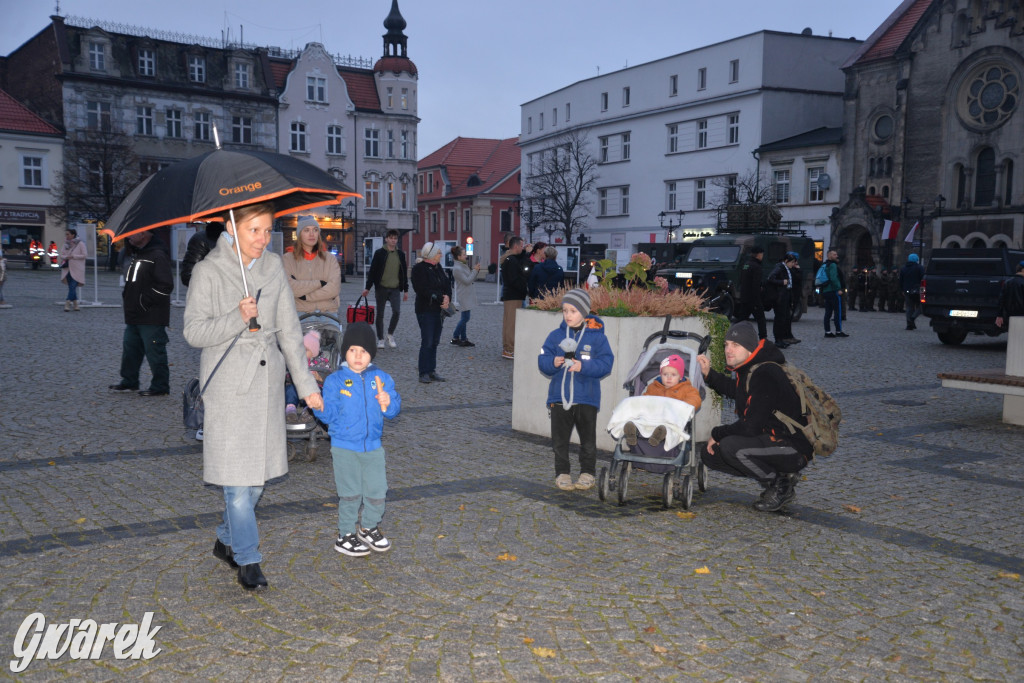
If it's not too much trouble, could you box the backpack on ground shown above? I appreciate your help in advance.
[747,361,841,457]
[814,263,830,286]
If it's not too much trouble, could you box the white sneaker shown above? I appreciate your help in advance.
[376,338,385,349]
[386,334,397,348]
[195,428,204,441]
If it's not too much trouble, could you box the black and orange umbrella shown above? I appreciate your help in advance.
[104,148,359,242]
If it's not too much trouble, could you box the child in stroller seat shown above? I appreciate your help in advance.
[286,330,330,423]
[621,354,701,447]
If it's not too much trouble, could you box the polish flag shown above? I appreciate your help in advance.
[882,220,901,240]
[904,222,919,243]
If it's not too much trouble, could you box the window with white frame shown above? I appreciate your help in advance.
[552,107,557,126]
[622,87,630,107]
[667,181,678,211]
[598,186,629,216]
[697,119,708,149]
[729,59,739,83]
[668,124,679,153]
[87,101,111,131]
[364,128,380,157]
[21,155,43,187]
[401,88,408,109]
[389,182,397,209]
[387,130,395,158]
[773,169,791,204]
[231,115,252,144]
[427,172,434,193]
[448,210,456,233]
[87,159,105,194]
[698,67,706,90]
[235,63,250,89]
[166,109,182,138]
[599,188,608,215]
[188,55,206,83]
[600,92,608,111]
[430,212,438,233]
[327,125,343,154]
[599,136,609,163]
[88,42,105,70]
[565,102,571,122]
[808,166,825,202]
[728,114,740,144]
[725,174,738,203]
[402,182,410,210]
[539,112,544,130]
[194,111,211,141]
[400,130,409,159]
[136,106,154,136]
[138,48,155,76]
[695,179,707,209]
[365,179,381,208]
[621,133,630,160]
[527,117,532,134]
[386,87,394,108]
[290,121,307,152]
[621,186,630,214]
[463,208,471,232]
[307,76,327,103]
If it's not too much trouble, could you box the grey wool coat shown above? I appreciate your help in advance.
[183,238,319,487]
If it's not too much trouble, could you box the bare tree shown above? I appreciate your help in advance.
[51,128,140,225]
[710,170,781,230]
[521,130,599,244]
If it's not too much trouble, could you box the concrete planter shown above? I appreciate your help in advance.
[512,309,720,451]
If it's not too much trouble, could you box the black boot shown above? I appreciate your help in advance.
[753,473,797,512]
[213,539,238,569]
[237,563,268,591]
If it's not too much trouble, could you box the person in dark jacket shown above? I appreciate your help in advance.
[766,253,799,348]
[528,246,565,299]
[899,254,925,330]
[732,246,766,340]
[695,321,812,512]
[109,231,174,395]
[820,249,847,337]
[996,260,1024,330]
[411,242,452,383]
[180,223,225,288]
[500,237,531,359]
[362,229,409,348]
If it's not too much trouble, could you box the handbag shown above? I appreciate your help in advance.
[347,294,376,324]
[182,329,244,429]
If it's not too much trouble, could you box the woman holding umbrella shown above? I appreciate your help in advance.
[183,201,323,591]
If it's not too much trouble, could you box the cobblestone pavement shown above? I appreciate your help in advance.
[1,267,1022,681]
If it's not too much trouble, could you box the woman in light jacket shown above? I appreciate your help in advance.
[59,228,88,311]
[183,202,323,592]
[282,215,341,315]
[449,245,480,347]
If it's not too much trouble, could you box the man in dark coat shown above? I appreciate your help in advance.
[109,231,174,395]
[180,224,225,287]
[695,321,812,512]
[996,260,1024,330]
[732,246,766,340]
[766,253,799,348]
[362,229,409,348]
[528,246,565,299]
[899,254,925,330]
[500,237,531,359]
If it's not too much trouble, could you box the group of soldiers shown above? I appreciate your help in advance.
[847,266,905,313]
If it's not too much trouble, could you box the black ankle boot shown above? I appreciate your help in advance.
[753,473,797,512]
[237,563,268,590]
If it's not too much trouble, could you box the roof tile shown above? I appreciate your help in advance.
[0,88,61,135]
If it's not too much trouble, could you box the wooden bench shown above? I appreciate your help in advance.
[937,318,1024,426]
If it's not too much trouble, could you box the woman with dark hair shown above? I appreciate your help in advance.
[59,228,87,311]
[411,242,452,383]
[282,215,341,315]
[449,244,480,347]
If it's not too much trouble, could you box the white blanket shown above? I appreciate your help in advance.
[606,396,695,451]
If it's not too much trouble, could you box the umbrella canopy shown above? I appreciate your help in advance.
[105,148,360,241]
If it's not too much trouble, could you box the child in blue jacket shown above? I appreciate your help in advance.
[538,288,614,491]
[313,322,401,556]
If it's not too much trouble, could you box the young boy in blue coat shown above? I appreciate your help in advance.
[538,288,614,491]
[313,322,401,556]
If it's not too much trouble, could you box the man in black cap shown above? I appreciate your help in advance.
[695,321,812,511]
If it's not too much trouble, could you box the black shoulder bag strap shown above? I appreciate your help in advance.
[198,289,261,398]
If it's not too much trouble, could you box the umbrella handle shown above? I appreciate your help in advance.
[248,316,261,332]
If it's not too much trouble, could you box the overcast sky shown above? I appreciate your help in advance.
[1,0,900,157]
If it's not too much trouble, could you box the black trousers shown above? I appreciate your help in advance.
[701,433,805,485]
[772,289,793,342]
[734,303,767,340]
[374,286,402,338]
[120,324,169,393]
[550,403,598,477]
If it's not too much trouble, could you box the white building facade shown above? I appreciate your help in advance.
[519,31,862,257]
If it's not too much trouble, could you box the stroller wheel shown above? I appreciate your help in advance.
[662,472,674,509]
[597,467,610,502]
[697,461,709,493]
[616,462,631,506]
[679,475,694,510]
[305,435,318,463]
[286,442,300,463]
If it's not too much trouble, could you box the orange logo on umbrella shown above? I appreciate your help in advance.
[219,181,263,196]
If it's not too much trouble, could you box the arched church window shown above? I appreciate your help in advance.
[1005,160,1014,205]
[975,147,996,206]
[958,62,1019,130]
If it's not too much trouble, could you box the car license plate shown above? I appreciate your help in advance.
[675,272,692,279]
[949,309,978,318]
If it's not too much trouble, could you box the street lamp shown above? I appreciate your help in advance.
[658,210,684,243]
[330,199,357,281]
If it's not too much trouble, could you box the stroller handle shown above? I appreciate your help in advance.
[298,311,343,326]
[642,329,711,356]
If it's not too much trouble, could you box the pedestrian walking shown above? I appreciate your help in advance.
[362,229,409,349]
[59,229,87,312]
[820,249,848,338]
[411,242,452,383]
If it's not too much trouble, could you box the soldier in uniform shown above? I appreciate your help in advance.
[865,267,880,312]
[889,268,904,312]
[848,266,862,310]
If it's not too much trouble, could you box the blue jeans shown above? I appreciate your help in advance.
[66,277,79,302]
[217,486,265,566]
[823,292,843,332]
[331,446,387,534]
[417,311,442,375]
[452,310,471,341]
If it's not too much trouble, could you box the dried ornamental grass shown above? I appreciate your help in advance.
[532,285,707,318]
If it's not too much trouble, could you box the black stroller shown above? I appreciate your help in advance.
[599,328,711,509]
[286,311,343,462]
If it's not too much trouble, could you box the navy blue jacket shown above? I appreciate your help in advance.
[538,315,614,408]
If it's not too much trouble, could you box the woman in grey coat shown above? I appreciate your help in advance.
[449,245,480,346]
[183,202,322,591]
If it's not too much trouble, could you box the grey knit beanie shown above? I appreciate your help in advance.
[561,288,591,316]
[725,321,759,353]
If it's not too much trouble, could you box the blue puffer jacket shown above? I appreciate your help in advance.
[538,315,614,409]
[313,363,401,451]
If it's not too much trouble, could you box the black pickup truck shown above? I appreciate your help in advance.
[921,247,1024,345]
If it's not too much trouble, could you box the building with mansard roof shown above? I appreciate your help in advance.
[830,0,1023,271]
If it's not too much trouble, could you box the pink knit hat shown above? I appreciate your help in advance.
[659,354,686,379]
[303,330,321,356]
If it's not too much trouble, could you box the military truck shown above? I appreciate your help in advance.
[655,228,817,321]
[921,247,1024,345]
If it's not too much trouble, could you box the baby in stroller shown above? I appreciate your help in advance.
[285,329,333,424]
[621,354,701,447]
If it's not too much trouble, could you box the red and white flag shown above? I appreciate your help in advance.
[882,220,901,240]
[904,221,919,243]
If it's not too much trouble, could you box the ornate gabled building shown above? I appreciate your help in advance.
[831,0,1023,270]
